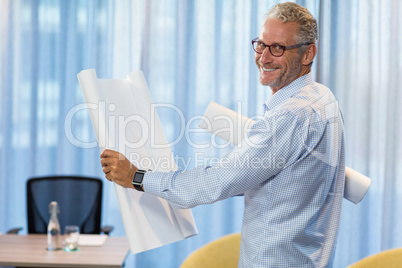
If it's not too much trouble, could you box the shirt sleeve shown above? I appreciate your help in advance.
[143,110,307,209]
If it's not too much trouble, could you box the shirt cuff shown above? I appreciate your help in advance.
[142,170,171,197]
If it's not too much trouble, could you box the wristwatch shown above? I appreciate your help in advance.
[132,169,146,192]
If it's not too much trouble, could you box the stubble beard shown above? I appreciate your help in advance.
[259,58,303,89]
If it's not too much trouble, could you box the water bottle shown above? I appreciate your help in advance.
[47,201,61,250]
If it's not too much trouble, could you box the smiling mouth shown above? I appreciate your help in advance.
[261,66,278,72]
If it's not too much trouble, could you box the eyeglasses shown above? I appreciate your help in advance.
[251,38,311,57]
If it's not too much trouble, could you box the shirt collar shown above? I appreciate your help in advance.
[263,73,313,113]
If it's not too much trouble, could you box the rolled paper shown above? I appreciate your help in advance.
[344,166,371,204]
[198,102,255,146]
[199,101,371,204]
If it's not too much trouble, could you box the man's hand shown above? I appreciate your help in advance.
[100,149,137,189]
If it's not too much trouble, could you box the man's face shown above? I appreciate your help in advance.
[255,18,304,93]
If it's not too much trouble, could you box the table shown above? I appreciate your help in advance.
[0,234,129,268]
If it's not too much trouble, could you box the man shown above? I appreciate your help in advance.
[101,2,345,267]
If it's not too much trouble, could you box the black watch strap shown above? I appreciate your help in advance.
[132,170,146,192]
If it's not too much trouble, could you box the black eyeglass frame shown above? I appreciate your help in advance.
[251,38,312,57]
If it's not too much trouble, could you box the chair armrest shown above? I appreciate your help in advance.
[101,225,114,235]
[6,227,23,234]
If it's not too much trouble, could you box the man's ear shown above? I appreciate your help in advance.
[302,44,317,66]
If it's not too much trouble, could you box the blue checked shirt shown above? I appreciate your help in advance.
[144,73,345,267]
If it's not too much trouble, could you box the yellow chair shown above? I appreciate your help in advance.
[181,233,241,268]
[348,248,402,268]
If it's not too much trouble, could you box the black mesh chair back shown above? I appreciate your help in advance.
[27,176,103,234]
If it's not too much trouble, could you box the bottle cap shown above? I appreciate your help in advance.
[48,201,60,214]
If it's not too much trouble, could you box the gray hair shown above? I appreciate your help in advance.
[266,2,318,45]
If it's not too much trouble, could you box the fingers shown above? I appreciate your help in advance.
[100,151,117,180]
[104,167,117,181]
[102,162,121,181]
[104,173,113,182]
[99,149,137,189]
[100,150,129,163]
[100,149,120,158]
[100,150,121,171]
[100,156,115,167]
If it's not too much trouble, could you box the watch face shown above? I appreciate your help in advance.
[133,172,145,184]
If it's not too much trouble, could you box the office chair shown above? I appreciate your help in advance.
[180,233,241,268]
[9,176,112,235]
[348,248,402,268]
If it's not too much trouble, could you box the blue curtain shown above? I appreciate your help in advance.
[319,0,402,267]
[1,0,401,267]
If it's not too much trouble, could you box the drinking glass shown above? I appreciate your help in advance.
[63,225,79,251]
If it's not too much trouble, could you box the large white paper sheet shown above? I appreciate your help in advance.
[199,101,371,204]
[77,69,198,254]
